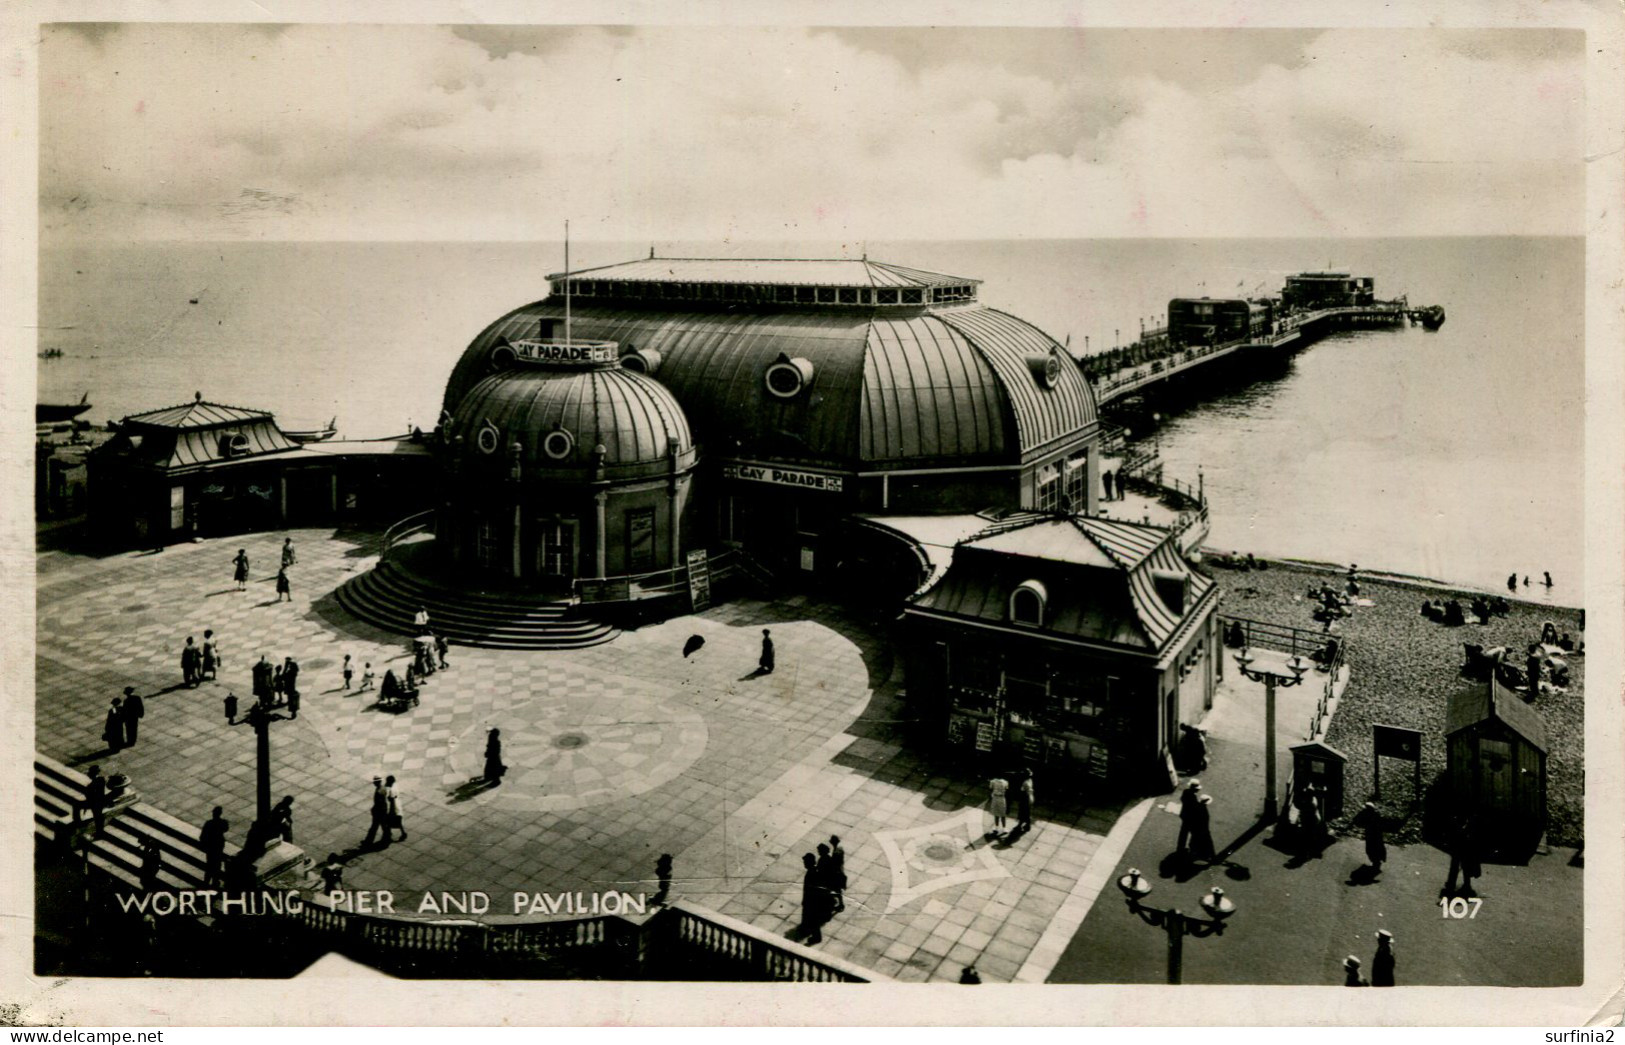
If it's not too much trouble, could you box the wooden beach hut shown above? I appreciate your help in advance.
[1444,675,1548,859]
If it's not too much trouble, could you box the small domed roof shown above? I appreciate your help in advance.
[446,366,692,479]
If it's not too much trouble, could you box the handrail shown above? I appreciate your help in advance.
[381,509,436,559]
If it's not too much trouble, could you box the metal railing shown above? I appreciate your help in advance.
[381,509,435,559]
[1219,614,1345,741]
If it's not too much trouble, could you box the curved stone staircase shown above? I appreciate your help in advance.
[334,552,620,651]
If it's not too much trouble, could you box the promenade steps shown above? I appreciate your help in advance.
[334,556,620,650]
[35,755,245,894]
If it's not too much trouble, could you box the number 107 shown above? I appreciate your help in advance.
[1440,897,1482,918]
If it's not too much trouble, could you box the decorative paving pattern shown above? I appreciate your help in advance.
[873,808,1010,913]
[35,527,1128,983]
[445,690,706,812]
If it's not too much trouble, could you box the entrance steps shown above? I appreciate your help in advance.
[334,555,620,650]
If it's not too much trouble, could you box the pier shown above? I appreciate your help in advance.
[1084,301,1417,406]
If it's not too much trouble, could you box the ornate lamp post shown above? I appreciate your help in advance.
[1117,868,1237,984]
[1232,646,1309,819]
[243,700,286,852]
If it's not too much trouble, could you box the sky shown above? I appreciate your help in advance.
[37,23,1585,242]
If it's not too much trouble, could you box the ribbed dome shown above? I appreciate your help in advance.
[446,367,693,478]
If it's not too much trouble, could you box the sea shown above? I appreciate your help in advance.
[35,236,1583,602]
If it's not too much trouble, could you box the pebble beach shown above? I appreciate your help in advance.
[1201,556,1584,849]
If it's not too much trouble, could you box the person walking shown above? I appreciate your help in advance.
[140,836,164,892]
[1506,572,1517,594]
[815,843,840,917]
[271,795,295,844]
[286,685,301,720]
[272,664,285,702]
[1444,817,1482,897]
[413,607,431,630]
[1102,469,1115,501]
[1177,780,1203,854]
[122,687,145,747]
[363,776,390,848]
[76,765,108,834]
[201,630,219,681]
[283,657,300,701]
[1187,785,1216,863]
[223,691,239,725]
[199,807,229,888]
[1016,770,1035,831]
[483,728,506,785]
[281,537,297,568]
[181,636,200,687]
[359,662,375,692]
[319,853,345,892]
[342,655,353,690]
[103,698,124,752]
[1355,802,1387,873]
[654,853,674,905]
[759,629,775,675]
[384,775,406,842]
[233,548,250,591]
[1371,930,1396,986]
[275,567,291,602]
[827,835,847,913]
[435,633,450,670]
[800,852,829,944]
[1342,955,1369,987]
[988,775,1010,835]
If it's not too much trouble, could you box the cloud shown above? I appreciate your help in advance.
[38,24,1584,242]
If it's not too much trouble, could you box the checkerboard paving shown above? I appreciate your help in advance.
[36,528,1128,982]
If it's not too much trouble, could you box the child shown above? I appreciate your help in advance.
[342,654,353,690]
[224,691,239,725]
[359,662,375,692]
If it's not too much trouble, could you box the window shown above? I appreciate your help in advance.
[901,289,923,304]
[542,428,575,461]
[766,356,815,398]
[817,287,836,304]
[1036,461,1062,512]
[877,288,898,305]
[838,287,857,304]
[1010,580,1047,626]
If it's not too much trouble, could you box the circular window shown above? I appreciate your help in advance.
[490,343,516,370]
[765,356,815,399]
[1043,353,1061,389]
[476,423,501,455]
[542,428,575,460]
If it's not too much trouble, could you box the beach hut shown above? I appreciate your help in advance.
[1444,675,1548,859]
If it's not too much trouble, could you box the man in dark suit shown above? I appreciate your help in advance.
[122,687,145,747]
[363,777,390,848]
[759,629,775,675]
[199,806,229,887]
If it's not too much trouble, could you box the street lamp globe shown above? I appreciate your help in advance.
[1200,886,1236,921]
[1117,868,1154,903]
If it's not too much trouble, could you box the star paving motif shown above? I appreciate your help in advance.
[873,807,1010,913]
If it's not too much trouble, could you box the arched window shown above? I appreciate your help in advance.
[1010,580,1047,627]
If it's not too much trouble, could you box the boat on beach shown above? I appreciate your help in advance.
[284,417,338,443]
[37,392,91,423]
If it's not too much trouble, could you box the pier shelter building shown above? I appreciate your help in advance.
[897,514,1219,791]
[87,396,431,546]
[438,258,1104,590]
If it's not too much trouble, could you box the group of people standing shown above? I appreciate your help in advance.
[249,654,303,718]
[231,538,296,601]
[798,835,847,944]
[102,687,146,751]
[986,770,1036,837]
[180,631,221,686]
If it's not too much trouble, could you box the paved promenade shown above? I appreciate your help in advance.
[36,528,1129,982]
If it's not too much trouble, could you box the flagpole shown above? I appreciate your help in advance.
[564,219,572,344]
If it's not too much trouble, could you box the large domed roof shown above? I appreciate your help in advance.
[443,273,1097,472]
[445,361,693,481]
